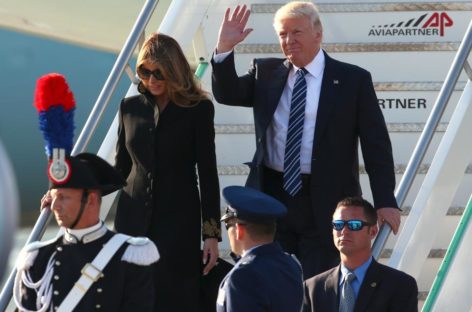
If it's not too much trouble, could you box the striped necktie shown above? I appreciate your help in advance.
[283,68,307,196]
[339,271,356,312]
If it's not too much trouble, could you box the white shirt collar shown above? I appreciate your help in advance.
[292,49,325,79]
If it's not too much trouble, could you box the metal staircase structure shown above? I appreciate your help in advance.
[1,1,471,310]
[0,139,19,282]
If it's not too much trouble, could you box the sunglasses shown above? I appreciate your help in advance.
[224,222,246,230]
[137,66,165,81]
[332,219,374,231]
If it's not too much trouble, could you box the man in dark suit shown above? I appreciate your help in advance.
[216,186,303,311]
[211,1,400,278]
[302,197,418,312]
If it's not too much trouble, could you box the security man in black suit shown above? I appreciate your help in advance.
[302,197,418,312]
[217,186,303,312]
[13,153,159,311]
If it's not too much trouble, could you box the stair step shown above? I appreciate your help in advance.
[218,206,464,216]
[251,2,472,14]
[380,248,446,259]
[221,51,465,82]
[209,90,463,124]
[400,205,464,216]
[217,171,472,206]
[213,129,467,166]
[216,248,448,261]
[215,122,450,134]
[373,81,466,91]
[234,42,460,54]
[215,164,472,175]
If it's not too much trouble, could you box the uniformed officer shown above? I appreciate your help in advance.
[13,153,159,312]
[217,186,304,311]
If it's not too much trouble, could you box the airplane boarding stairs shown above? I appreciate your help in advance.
[194,2,472,308]
[98,1,472,309]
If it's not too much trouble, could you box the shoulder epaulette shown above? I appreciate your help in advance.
[121,237,159,266]
[16,237,58,271]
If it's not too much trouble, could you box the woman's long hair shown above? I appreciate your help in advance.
[137,32,208,106]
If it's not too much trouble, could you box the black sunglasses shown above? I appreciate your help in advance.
[137,66,165,81]
[332,219,374,231]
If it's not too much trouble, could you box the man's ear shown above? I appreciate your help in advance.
[235,223,245,241]
[87,191,100,208]
[369,224,379,239]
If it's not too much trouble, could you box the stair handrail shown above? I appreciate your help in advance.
[372,19,472,259]
[421,194,472,311]
[0,139,19,280]
[0,0,159,309]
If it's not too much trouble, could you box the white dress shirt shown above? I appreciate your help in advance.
[265,51,325,173]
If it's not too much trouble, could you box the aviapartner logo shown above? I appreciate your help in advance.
[368,12,453,37]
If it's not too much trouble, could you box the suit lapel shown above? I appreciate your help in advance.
[312,52,341,157]
[325,266,341,311]
[354,260,382,312]
[262,60,291,131]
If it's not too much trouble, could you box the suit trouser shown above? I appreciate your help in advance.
[262,166,339,280]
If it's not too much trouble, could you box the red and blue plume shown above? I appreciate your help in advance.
[33,73,76,157]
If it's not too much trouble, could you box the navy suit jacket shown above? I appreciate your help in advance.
[211,51,397,244]
[302,259,418,312]
[216,242,303,312]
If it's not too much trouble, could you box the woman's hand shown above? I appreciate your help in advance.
[202,238,219,275]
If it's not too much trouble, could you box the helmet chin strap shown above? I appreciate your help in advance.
[69,190,89,229]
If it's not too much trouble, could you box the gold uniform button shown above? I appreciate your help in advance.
[55,261,61,266]
[96,304,101,309]
[54,275,59,280]
[53,290,59,296]
[97,288,103,293]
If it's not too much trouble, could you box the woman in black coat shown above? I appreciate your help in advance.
[114,32,221,311]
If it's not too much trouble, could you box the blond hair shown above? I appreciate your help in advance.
[274,1,322,32]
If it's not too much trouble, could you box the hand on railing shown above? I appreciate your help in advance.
[377,207,401,234]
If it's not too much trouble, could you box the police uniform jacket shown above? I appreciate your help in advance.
[15,225,158,312]
[217,242,303,312]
